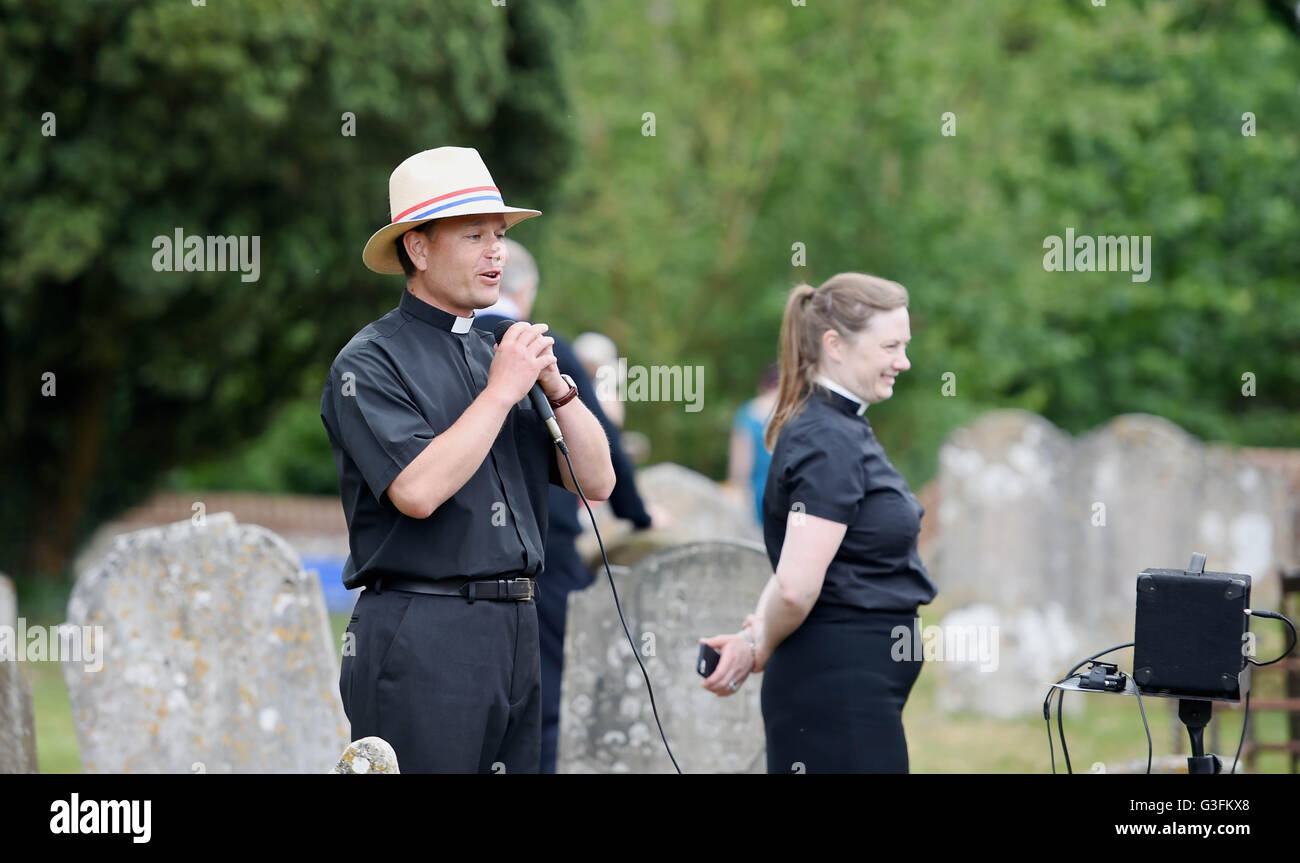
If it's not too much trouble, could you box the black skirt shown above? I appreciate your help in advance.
[760,606,922,774]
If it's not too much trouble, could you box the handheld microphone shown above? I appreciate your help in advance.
[493,319,567,451]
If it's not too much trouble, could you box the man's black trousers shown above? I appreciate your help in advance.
[340,585,542,773]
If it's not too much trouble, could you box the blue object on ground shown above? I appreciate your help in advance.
[301,555,358,613]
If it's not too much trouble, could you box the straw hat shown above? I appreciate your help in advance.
[362,147,541,275]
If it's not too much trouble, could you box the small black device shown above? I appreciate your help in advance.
[696,644,721,678]
[1078,661,1127,692]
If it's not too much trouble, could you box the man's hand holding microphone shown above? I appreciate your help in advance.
[486,321,567,406]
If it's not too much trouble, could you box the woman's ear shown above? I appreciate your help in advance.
[821,328,842,364]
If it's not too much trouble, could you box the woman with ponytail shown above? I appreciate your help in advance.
[700,273,937,773]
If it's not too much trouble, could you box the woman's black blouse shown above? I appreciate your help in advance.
[761,384,937,615]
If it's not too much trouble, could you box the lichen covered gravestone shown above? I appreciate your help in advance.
[63,513,348,772]
[560,541,771,773]
[329,736,399,774]
[0,573,38,773]
[932,411,1292,717]
[576,463,762,570]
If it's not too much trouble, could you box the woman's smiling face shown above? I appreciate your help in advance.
[821,306,911,404]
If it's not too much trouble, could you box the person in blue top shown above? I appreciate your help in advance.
[727,365,779,526]
[701,272,937,774]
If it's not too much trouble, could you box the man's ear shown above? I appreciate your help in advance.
[404,225,434,273]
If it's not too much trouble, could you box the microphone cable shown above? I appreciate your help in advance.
[558,441,683,774]
[1044,642,1139,774]
[1244,608,1297,667]
[496,317,681,773]
[1230,607,1297,774]
[1230,689,1250,775]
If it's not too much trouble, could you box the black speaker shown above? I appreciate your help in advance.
[1132,566,1250,699]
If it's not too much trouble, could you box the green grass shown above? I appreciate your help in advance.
[20,607,1296,774]
[904,654,1294,774]
[26,659,80,773]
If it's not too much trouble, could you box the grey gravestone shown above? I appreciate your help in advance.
[1071,415,1285,637]
[0,573,38,773]
[932,412,1292,717]
[0,574,14,631]
[559,541,771,773]
[329,736,399,774]
[633,463,763,544]
[576,463,762,571]
[932,412,1079,717]
[934,411,1074,611]
[62,513,348,773]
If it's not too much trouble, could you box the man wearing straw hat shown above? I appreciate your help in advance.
[321,147,616,773]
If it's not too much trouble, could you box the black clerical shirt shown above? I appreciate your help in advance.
[762,383,938,614]
[321,289,562,590]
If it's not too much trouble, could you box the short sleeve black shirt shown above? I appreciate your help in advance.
[762,384,937,614]
[320,289,562,589]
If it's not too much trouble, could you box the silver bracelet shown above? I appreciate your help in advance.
[738,627,757,661]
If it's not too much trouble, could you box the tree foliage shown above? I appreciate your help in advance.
[527,0,1299,483]
[5,0,1297,582]
[0,0,578,578]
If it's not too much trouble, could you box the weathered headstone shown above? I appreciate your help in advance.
[634,464,763,543]
[934,412,1074,611]
[576,463,762,570]
[329,736,399,774]
[1071,415,1207,639]
[932,411,1292,717]
[931,412,1080,717]
[559,541,771,773]
[62,513,348,773]
[0,574,15,631]
[0,573,38,773]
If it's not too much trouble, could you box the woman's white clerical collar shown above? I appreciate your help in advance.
[815,375,867,416]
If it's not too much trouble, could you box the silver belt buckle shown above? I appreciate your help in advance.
[509,577,533,601]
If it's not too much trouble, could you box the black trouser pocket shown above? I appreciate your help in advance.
[339,608,361,723]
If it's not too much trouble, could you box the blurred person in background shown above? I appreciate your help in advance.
[726,363,779,525]
[574,331,625,429]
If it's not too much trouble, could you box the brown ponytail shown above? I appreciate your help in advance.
[764,273,909,451]
[765,284,818,451]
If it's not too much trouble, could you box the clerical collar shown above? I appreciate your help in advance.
[814,375,867,416]
[399,289,476,334]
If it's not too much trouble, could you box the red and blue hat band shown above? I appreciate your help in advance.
[392,186,504,223]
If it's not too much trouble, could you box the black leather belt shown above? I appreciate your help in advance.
[373,574,535,603]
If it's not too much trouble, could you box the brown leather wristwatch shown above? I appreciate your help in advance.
[547,374,579,409]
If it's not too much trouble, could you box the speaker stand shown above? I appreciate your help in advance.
[1178,698,1223,774]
